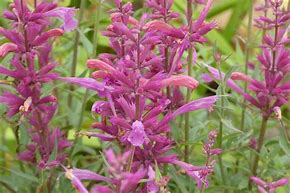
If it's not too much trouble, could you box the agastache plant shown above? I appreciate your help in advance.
[61,0,219,192]
[0,0,76,169]
[203,0,289,187]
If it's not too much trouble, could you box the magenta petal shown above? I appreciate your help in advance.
[72,168,112,183]
[250,176,267,187]
[44,7,78,32]
[127,121,148,147]
[172,96,218,117]
[271,178,289,188]
[59,77,105,92]
[0,42,18,57]
[91,186,113,193]
[147,166,159,193]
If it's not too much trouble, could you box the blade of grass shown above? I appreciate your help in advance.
[206,29,234,55]
[223,0,251,41]
[207,0,238,19]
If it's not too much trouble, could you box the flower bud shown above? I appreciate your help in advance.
[0,43,18,57]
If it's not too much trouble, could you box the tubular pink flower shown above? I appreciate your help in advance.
[92,71,110,79]
[144,20,184,38]
[44,7,78,32]
[0,42,18,57]
[270,178,289,188]
[87,59,116,72]
[32,28,64,46]
[160,75,199,90]
[231,72,253,82]
[58,77,106,92]
[251,176,289,193]
[251,176,267,187]
[127,121,148,147]
[192,0,213,31]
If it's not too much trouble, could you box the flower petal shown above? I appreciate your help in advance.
[127,121,148,147]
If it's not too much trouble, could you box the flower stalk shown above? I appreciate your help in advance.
[184,0,194,163]
[67,0,87,109]
[249,116,268,188]
[69,0,101,156]
[216,57,227,192]
[240,0,253,132]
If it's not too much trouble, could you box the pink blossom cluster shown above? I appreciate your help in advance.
[61,0,221,192]
[0,0,77,169]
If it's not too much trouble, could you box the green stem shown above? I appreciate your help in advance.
[240,0,253,132]
[67,0,87,109]
[165,48,171,98]
[69,0,101,156]
[248,116,268,189]
[126,146,135,172]
[235,1,253,182]
[184,0,193,163]
[217,60,227,192]
[1,123,6,170]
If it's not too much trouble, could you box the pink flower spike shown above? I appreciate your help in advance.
[0,43,18,57]
[87,59,116,72]
[161,75,199,90]
[231,72,252,82]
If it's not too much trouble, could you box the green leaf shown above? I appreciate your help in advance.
[207,0,238,19]
[221,119,243,133]
[19,124,29,147]
[173,0,185,14]
[58,0,71,6]
[278,121,290,155]
[154,161,162,181]
[1,168,39,183]
[77,28,93,56]
[223,0,251,41]
[48,137,58,162]
[206,29,234,55]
